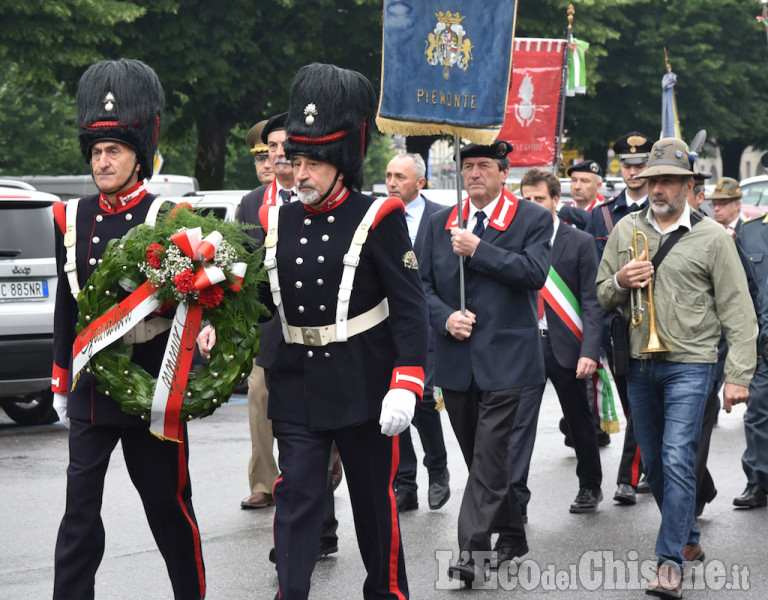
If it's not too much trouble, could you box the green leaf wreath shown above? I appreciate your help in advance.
[76,204,268,422]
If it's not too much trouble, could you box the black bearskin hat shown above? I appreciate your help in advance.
[283,63,376,191]
[77,59,164,181]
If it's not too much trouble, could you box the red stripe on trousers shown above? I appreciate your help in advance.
[176,436,206,597]
[388,435,406,600]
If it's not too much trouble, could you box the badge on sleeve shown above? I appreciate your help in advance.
[402,250,419,270]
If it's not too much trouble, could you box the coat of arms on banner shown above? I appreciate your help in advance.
[514,73,536,127]
[425,10,473,80]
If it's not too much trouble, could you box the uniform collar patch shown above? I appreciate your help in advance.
[98,181,147,213]
[445,188,518,231]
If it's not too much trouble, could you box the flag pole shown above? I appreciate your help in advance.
[455,135,466,314]
[554,5,575,176]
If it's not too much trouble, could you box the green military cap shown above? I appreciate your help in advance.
[246,120,269,155]
[708,177,742,201]
[638,138,698,178]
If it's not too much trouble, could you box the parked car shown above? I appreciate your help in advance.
[737,175,768,219]
[0,187,62,425]
[3,174,199,200]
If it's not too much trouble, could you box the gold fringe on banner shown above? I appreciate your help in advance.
[375,116,502,147]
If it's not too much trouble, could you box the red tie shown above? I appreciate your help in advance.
[538,291,545,319]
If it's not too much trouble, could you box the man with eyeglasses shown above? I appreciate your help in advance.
[730,177,768,511]
[709,177,743,235]
[246,119,275,185]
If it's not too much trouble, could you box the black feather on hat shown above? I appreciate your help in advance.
[283,63,376,191]
[77,59,164,181]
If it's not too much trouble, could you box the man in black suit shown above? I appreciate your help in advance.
[386,153,451,513]
[238,116,283,510]
[507,168,603,516]
[420,140,552,583]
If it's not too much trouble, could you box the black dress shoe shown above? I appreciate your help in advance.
[317,539,338,559]
[491,543,529,568]
[559,417,575,448]
[636,475,651,494]
[614,483,637,505]
[695,488,716,517]
[268,541,339,565]
[395,487,418,512]
[448,557,484,585]
[597,430,611,447]
[428,467,450,510]
[733,483,768,508]
[570,488,602,513]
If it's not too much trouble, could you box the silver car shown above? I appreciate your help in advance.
[0,187,61,425]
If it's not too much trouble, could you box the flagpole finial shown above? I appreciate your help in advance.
[567,5,575,42]
[664,47,672,73]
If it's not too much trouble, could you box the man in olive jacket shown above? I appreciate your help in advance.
[596,137,757,598]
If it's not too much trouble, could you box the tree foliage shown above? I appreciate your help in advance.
[2,0,768,182]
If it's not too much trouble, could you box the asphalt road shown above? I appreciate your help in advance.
[2,383,767,599]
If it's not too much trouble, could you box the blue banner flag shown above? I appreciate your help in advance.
[376,0,518,145]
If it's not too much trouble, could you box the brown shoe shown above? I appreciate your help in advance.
[331,455,343,491]
[241,492,274,509]
[682,544,704,576]
[646,563,682,598]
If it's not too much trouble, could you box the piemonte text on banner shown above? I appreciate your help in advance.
[500,38,568,168]
[377,0,518,145]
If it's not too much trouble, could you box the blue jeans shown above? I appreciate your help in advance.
[627,359,714,571]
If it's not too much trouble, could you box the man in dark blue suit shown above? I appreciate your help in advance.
[386,153,451,513]
[507,168,603,516]
[420,140,552,583]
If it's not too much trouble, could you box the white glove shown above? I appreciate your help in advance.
[53,393,70,428]
[379,389,416,437]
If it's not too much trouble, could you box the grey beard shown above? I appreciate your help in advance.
[297,188,321,206]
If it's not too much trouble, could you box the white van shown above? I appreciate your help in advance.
[4,174,199,200]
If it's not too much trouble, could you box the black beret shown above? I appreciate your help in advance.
[568,160,603,178]
[261,112,288,144]
[459,140,513,160]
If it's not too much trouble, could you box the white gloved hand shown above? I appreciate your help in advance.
[53,393,70,428]
[379,389,416,437]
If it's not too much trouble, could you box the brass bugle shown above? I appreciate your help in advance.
[627,215,668,353]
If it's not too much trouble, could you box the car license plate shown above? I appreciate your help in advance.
[0,280,49,302]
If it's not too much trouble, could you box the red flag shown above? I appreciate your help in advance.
[500,38,567,168]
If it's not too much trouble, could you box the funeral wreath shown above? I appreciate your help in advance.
[74,204,267,427]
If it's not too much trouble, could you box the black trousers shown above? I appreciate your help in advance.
[271,419,407,600]
[443,383,526,552]
[603,323,644,487]
[695,380,722,506]
[509,335,602,499]
[53,420,205,600]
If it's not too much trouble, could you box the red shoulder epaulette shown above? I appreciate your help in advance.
[371,197,405,229]
[52,202,67,235]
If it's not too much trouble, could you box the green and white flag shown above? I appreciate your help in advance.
[566,39,589,96]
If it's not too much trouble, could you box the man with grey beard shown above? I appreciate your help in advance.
[596,137,757,598]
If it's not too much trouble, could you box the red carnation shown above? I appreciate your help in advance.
[146,243,164,269]
[174,269,196,294]
[198,284,224,308]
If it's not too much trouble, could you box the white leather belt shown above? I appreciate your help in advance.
[122,317,172,345]
[285,299,389,346]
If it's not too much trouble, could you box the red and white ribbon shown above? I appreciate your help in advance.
[72,225,248,443]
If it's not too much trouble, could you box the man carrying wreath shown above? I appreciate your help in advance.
[51,59,206,600]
